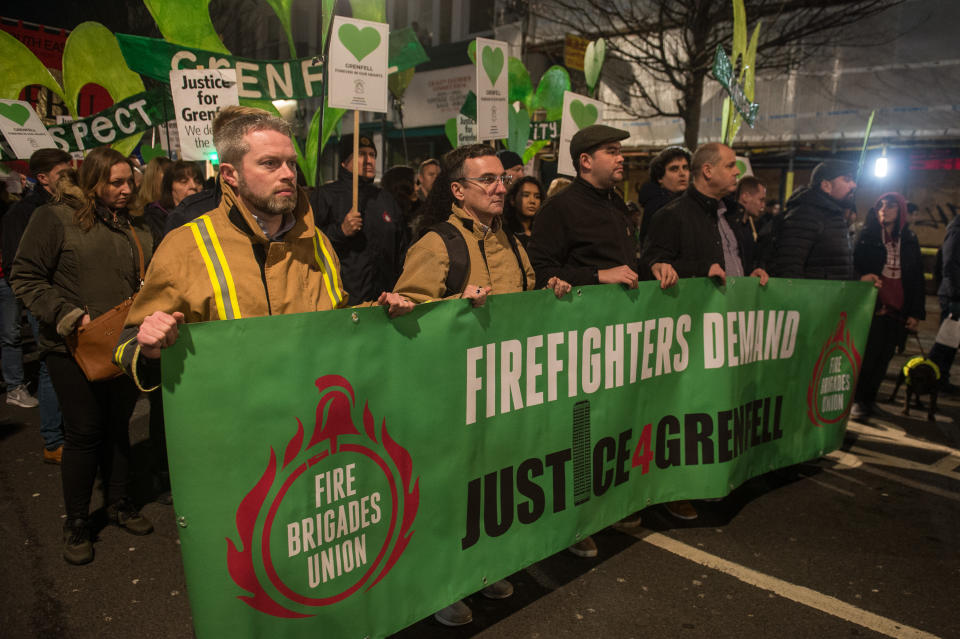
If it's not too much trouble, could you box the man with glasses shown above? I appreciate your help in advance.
[528,125,640,291]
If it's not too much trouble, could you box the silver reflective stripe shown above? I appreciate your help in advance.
[196,217,239,320]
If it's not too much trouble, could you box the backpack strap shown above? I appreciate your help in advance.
[428,221,470,297]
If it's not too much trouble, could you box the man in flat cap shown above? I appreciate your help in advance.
[528,124,640,291]
[774,160,873,281]
[311,133,408,302]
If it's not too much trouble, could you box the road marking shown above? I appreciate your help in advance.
[819,467,868,486]
[797,472,856,497]
[642,532,941,639]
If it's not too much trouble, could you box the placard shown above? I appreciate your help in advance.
[474,38,509,141]
[557,91,604,176]
[456,115,477,147]
[170,69,239,161]
[327,16,389,113]
[0,99,59,159]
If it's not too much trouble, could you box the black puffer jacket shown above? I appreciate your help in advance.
[774,186,854,280]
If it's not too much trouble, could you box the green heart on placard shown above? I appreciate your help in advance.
[339,23,381,62]
[569,100,598,129]
[481,46,504,86]
[140,142,167,163]
[0,103,32,126]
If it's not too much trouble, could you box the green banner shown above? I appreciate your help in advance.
[161,278,875,638]
[0,87,172,159]
[116,33,326,101]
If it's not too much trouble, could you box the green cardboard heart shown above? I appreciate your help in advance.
[0,103,32,126]
[481,46,504,86]
[339,23,381,62]
[569,100,598,129]
[140,142,167,163]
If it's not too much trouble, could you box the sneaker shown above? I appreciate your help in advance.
[664,500,698,520]
[613,512,643,530]
[6,384,38,408]
[434,600,472,627]
[568,536,598,558]
[480,579,513,599]
[43,445,63,465]
[107,499,154,535]
[849,402,871,420]
[63,518,93,565]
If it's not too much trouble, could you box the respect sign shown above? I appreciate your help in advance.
[170,69,239,161]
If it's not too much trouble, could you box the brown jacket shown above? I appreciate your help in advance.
[394,207,535,303]
[116,181,347,389]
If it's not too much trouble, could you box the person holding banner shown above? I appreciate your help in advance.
[116,107,412,389]
[636,145,691,244]
[10,148,155,565]
[527,124,640,290]
[311,134,408,303]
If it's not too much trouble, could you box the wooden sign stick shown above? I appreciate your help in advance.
[352,112,360,213]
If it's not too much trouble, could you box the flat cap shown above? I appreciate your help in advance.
[338,133,377,160]
[570,124,629,163]
[810,160,857,186]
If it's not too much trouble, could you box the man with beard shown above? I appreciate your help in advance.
[775,160,873,281]
[311,134,407,303]
[115,106,411,386]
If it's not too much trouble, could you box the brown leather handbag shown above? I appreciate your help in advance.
[66,223,145,382]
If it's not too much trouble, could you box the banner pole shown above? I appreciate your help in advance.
[352,112,359,213]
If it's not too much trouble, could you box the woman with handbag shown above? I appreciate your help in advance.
[10,146,154,565]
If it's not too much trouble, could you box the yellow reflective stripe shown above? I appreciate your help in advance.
[187,219,228,320]
[313,230,343,307]
[203,218,242,319]
[115,336,136,368]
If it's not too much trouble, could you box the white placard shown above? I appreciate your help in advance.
[0,99,59,159]
[457,115,477,147]
[170,69,239,161]
[328,16,389,113]
[401,65,473,129]
[475,38,509,141]
[736,156,754,178]
[557,91,604,177]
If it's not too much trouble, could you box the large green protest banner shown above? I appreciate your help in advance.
[161,278,875,638]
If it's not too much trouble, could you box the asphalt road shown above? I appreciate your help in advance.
[2,299,958,639]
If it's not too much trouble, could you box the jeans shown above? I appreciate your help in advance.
[46,352,141,519]
[855,314,903,405]
[928,296,956,386]
[0,276,24,388]
[27,313,64,449]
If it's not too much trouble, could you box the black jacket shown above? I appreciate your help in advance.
[854,222,925,321]
[938,214,960,301]
[636,181,682,245]
[527,177,637,288]
[774,186,854,280]
[2,187,52,277]
[310,169,408,303]
[642,187,754,278]
[162,179,222,238]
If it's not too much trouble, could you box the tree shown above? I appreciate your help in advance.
[529,0,905,148]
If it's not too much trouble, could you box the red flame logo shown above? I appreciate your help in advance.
[226,375,419,617]
[807,313,862,427]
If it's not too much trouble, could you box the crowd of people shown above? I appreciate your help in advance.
[0,104,945,627]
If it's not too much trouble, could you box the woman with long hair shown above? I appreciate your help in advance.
[10,146,155,565]
[142,160,203,245]
[132,156,171,212]
[852,192,925,418]
[502,176,544,247]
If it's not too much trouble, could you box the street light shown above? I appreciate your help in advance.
[874,147,888,178]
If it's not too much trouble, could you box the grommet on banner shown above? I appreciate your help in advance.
[177,516,188,528]
[351,311,359,323]
[577,289,583,296]
[481,577,488,585]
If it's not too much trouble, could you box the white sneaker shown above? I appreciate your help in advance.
[6,385,38,408]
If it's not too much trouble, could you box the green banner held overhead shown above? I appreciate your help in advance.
[161,278,875,638]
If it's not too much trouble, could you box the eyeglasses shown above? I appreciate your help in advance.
[457,174,513,188]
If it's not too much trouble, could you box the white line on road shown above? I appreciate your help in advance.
[642,532,941,639]
[797,472,857,497]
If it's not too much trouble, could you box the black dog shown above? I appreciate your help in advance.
[889,356,939,421]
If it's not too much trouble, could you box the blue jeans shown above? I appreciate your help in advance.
[0,276,24,388]
[27,313,64,449]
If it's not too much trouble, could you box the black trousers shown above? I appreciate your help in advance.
[45,353,141,520]
[855,314,904,405]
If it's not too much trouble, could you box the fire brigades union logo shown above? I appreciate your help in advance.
[227,375,419,618]
[807,313,861,427]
